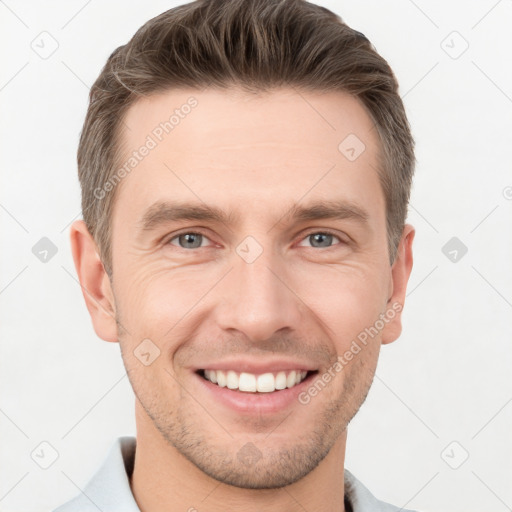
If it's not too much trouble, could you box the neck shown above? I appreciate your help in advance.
[130,402,347,512]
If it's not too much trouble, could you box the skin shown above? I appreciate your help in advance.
[70,87,414,512]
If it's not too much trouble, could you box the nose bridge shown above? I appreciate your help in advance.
[215,237,301,342]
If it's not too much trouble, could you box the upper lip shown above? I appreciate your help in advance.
[194,359,318,375]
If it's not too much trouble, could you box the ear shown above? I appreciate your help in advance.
[381,224,415,345]
[69,220,118,342]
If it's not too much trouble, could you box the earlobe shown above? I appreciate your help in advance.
[381,224,415,345]
[69,220,118,343]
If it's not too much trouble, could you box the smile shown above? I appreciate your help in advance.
[199,369,313,393]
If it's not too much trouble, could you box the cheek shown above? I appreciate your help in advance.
[116,261,216,344]
[115,240,390,347]
[292,263,389,345]
[121,341,179,413]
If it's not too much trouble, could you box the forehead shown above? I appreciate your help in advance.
[112,87,383,230]
[121,87,378,155]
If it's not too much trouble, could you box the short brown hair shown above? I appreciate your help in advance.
[78,0,415,277]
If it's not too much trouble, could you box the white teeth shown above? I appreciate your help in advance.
[202,369,309,392]
[239,372,257,392]
[286,371,296,388]
[204,369,215,383]
[216,370,227,387]
[226,370,238,389]
[256,373,275,393]
[275,371,287,390]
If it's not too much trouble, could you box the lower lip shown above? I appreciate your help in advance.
[195,371,317,414]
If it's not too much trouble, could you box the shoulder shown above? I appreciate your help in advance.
[344,469,420,512]
[51,437,139,512]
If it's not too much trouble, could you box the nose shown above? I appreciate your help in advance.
[214,244,303,343]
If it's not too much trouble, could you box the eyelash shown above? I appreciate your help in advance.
[165,229,347,250]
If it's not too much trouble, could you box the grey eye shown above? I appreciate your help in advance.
[308,233,336,248]
[172,233,205,249]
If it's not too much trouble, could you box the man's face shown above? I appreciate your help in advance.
[106,88,406,488]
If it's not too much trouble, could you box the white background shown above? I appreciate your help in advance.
[0,1,511,511]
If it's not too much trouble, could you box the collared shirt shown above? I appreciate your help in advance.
[53,436,418,512]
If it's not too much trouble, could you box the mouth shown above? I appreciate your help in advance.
[196,369,318,393]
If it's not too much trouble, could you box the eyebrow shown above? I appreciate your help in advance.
[138,201,239,232]
[137,199,369,234]
[283,200,369,225]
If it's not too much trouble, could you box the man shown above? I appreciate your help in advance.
[56,0,417,510]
